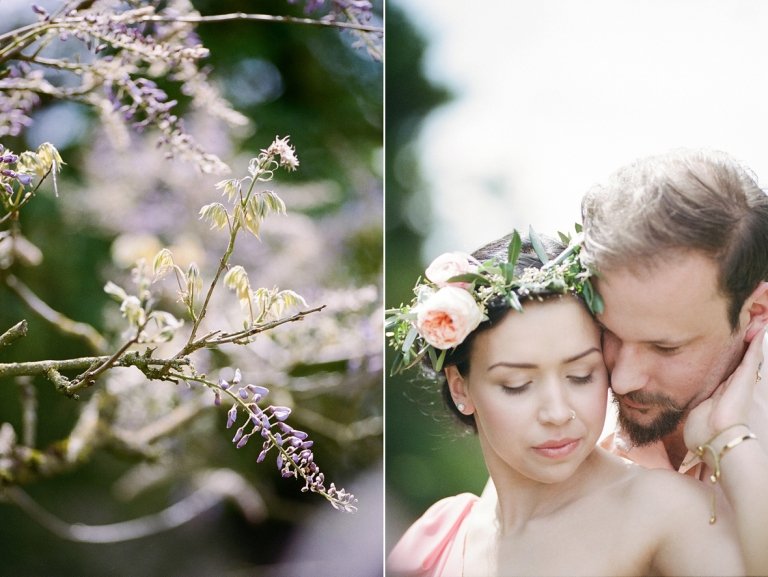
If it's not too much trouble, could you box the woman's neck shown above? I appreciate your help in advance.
[488,449,610,535]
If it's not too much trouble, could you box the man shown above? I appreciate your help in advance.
[581,148,768,573]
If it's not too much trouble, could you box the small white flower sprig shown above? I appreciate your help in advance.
[386,226,604,375]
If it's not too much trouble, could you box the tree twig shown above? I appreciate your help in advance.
[207,305,326,346]
[4,274,109,353]
[0,353,189,380]
[0,320,28,348]
[1,483,257,543]
[0,11,382,50]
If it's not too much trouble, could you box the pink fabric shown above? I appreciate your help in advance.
[387,493,479,577]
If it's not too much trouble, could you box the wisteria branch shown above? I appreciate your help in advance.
[0,351,189,384]
[0,10,381,52]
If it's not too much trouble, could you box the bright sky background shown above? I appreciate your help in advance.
[394,0,768,259]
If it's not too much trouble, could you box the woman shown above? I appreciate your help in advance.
[386,230,744,576]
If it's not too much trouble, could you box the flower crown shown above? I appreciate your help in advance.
[385,226,604,375]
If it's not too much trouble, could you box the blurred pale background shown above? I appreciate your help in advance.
[386,0,768,558]
[397,0,768,253]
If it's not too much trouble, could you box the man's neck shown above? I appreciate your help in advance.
[662,428,688,470]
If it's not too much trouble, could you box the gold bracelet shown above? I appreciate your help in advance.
[694,442,720,524]
[704,423,749,447]
[719,432,757,461]
[694,429,758,525]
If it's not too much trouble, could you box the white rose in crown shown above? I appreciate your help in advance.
[414,286,485,350]
[424,252,479,288]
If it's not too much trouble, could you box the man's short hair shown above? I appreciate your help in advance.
[581,148,768,329]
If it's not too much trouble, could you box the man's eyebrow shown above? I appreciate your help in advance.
[599,324,690,347]
[487,348,601,371]
[644,338,689,347]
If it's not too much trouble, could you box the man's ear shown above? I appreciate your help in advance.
[444,365,474,415]
[744,281,768,342]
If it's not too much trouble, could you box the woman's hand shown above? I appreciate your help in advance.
[684,328,765,454]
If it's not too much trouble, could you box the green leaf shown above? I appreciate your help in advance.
[389,351,405,376]
[507,230,522,267]
[447,272,490,286]
[507,291,522,312]
[384,313,402,330]
[427,345,438,368]
[499,262,516,284]
[199,202,229,230]
[152,248,175,279]
[433,348,447,372]
[590,290,605,315]
[529,226,549,264]
[402,325,419,354]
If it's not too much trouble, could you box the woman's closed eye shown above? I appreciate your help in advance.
[567,373,593,385]
[501,382,531,395]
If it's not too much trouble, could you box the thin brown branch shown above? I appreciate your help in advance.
[207,305,326,346]
[112,398,209,447]
[121,11,381,34]
[5,275,109,353]
[0,353,189,380]
[0,11,381,50]
[0,320,28,348]
[70,332,140,392]
[291,407,382,443]
[16,377,37,447]
[2,485,239,543]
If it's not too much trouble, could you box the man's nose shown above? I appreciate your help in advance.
[603,335,649,396]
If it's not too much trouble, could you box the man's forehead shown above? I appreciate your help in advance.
[595,251,722,301]
[596,311,692,345]
[594,252,730,342]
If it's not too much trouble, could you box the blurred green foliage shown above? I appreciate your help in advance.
[384,2,489,554]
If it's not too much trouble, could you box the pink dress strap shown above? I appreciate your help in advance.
[388,493,479,577]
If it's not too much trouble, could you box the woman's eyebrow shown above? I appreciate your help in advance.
[563,347,601,364]
[487,348,600,372]
[487,361,536,371]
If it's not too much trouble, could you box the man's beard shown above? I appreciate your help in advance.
[613,392,687,446]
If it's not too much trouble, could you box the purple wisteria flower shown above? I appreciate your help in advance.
[216,370,357,512]
[0,144,33,194]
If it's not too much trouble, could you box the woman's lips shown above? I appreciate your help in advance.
[532,438,581,459]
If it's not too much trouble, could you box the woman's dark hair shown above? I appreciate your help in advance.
[426,232,567,431]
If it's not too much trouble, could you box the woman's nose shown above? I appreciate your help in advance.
[537,381,573,425]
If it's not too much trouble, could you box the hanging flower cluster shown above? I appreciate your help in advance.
[215,369,357,513]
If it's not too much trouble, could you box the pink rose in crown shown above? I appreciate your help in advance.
[424,252,478,288]
[415,286,485,350]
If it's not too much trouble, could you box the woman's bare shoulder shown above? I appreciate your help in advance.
[592,449,710,510]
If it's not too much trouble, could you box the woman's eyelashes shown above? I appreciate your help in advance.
[498,372,594,394]
[567,373,594,385]
[501,382,530,395]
